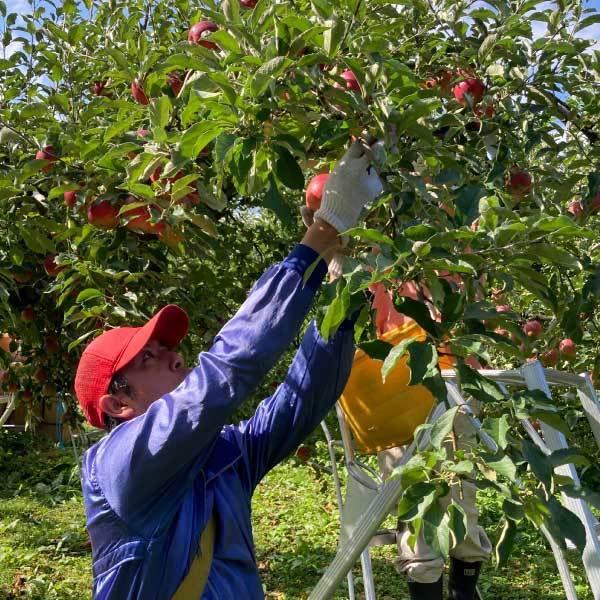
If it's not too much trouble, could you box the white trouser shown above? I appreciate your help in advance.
[377,411,492,584]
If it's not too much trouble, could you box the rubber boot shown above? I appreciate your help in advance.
[407,575,443,600]
[447,559,482,600]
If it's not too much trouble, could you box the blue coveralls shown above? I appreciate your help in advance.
[81,244,355,599]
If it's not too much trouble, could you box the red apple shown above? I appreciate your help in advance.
[43,254,64,277]
[540,348,559,367]
[305,173,329,211]
[91,81,108,96]
[21,389,33,402]
[63,190,78,207]
[523,319,543,339]
[158,225,184,248]
[35,145,58,172]
[87,198,120,229]
[131,79,149,105]
[334,69,360,93]
[559,338,577,360]
[188,21,218,50]
[240,0,257,7]
[295,445,312,462]
[45,334,59,354]
[423,70,453,94]
[506,169,532,197]
[21,307,35,322]
[453,78,485,106]
[168,72,184,96]
[123,203,166,235]
[567,200,583,218]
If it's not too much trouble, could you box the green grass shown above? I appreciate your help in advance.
[0,430,594,600]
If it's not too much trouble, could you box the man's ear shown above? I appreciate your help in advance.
[99,394,136,421]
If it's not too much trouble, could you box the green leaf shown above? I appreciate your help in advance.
[495,518,517,567]
[149,96,172,129]
[423,502,450,557]
[482,415,511,450]
[478,33,497,60]
[345,228,395,246]
[104,47,133,75]
[263,174,292,224]
[576,14,600,32]
[545,497,586,553]
[481,451,517,481]
[521,440,553,490]
[76,289,104,303]
[456,362,505,403]
[321,283,350,340]
[529,243,581,269]
[180,121,228,159]
[17,225,56,255]
[397,482,438,521]
[502,497,525,522]
[274,146,304,190]
[429,407,459,449]
[214,133,238,164]
[323,17,345,56]
[448,501,468,548]
[407,342,440,387]
[357,339,393,361]
[249,56,290,97]
[394,297,440,337]
[381,337,414,382]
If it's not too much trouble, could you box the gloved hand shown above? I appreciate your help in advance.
[314,140,383,234]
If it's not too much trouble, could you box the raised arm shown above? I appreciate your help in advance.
[232,319,355,490]
[89,244,330,528]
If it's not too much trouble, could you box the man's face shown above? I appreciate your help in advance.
[101,339,191,421]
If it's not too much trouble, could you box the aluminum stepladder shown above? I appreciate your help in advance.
[315,360,600,600]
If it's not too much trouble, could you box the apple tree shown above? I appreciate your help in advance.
[1,0,600,568]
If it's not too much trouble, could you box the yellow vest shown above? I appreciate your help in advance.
[171,514,216,600]
[339,323,454,453]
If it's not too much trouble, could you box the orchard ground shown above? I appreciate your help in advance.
[0,428,594,600]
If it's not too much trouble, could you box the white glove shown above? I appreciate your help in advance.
[314,141,383,233]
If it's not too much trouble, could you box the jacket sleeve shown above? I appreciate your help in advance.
[90,245,328,530]
[233,319,355,490]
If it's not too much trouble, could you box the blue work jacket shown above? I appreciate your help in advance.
[80,244,355,599]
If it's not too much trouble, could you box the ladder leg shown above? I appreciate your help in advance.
[540,525,579,600]
[360,549,377,600]
[522,362,600,599]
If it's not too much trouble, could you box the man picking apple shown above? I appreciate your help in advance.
[74,142,382,600]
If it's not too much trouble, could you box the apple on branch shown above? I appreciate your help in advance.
[35,145,58,172]
[131,79,149,105]
[305,173,330,211]
[453,78,485,106]
[87,197,120,229]
[188,21,218,50]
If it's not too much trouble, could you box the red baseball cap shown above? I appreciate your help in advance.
[74,304,189,429]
